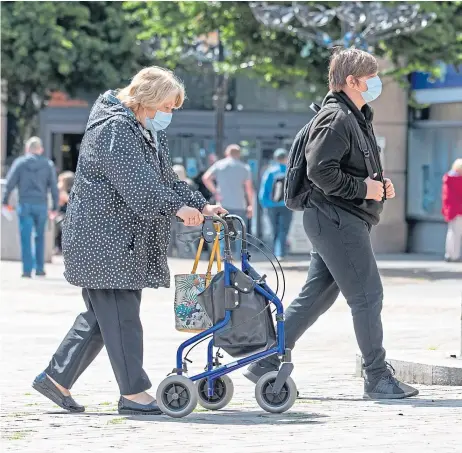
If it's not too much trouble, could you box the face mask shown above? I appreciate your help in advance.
[359,76,382,103]
[145,109,172,133]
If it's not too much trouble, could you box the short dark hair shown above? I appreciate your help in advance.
[328,48,378,92]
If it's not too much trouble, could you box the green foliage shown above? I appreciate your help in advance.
[127,1,462,98]
[126,1,329,94]
[1,1,143,154]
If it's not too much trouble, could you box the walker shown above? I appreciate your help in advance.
[156,214,296,418]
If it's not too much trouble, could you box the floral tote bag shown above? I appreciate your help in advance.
[174,227,221,333]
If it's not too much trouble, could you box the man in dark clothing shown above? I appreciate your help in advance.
[3,137,59,277]
[245,48,419,400]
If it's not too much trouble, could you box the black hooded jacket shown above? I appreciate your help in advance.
[306,91,384,225]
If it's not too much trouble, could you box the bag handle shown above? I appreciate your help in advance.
[191,223,222,286]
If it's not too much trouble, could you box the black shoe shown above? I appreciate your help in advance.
[35,271,46,277]
[22,273,32,278]
[364,367,419,400]
[32,372,85,412]
[243,360,279,384]
[118,396,162,415]
[244,361,300,398]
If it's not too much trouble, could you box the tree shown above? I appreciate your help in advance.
[127,1,462,100]
[1,1,144,156]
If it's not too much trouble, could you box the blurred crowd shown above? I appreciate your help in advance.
[2,136,462,279]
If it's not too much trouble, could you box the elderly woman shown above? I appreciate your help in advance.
[32,67,226,415]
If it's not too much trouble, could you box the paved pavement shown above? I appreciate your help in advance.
[1,256,461,453]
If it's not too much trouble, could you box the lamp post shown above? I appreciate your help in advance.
[212,32,228,156]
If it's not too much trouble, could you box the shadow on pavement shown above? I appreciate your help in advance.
[373,398,462,408]
[298,396,365,403]
[298,396,462,408]
[126,410,328,425]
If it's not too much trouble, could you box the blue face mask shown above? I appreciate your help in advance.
[360,76,382,103]
[145,110,172,133]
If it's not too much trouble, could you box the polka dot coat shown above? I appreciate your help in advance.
[62,91,207,289]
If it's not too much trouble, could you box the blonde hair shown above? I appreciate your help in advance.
[451,158,462,173]
[58,171,75,192]
[25,136,43,154]
[117,66,185,112]
[172,164,187,181]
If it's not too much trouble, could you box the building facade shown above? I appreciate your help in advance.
[6,64,457,256]
[407,64,462,253]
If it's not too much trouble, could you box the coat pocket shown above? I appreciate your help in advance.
[62,200,81,248]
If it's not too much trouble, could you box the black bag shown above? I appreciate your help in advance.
[284,103,376,211]
[198,269,276,358]
[271,174,285,203]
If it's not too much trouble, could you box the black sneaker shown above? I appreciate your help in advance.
[36,271,46,277]
[243,360,279,384]
[364,370,419,400]
[22,273,32,279]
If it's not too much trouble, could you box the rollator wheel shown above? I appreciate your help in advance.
[196,375,234,410]
[156,375,198,418]
[255,371,297,414]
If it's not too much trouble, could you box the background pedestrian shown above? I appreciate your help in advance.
[2,137,58,278]
[441,158,462,262]
[259,148,293,260]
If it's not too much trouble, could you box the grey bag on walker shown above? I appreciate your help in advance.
[198,268,276,358]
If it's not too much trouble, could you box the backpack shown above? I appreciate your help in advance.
[284,102,376,211]
[271,173,285,203]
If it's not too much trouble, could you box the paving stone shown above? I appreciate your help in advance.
[1,258,461,453]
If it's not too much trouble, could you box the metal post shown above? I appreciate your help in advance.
[213,31,228,157]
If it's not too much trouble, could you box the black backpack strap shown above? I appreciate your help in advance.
[310,103,321,114]
[346,112,376,180]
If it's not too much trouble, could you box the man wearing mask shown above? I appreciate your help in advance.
[259,148,293,260]
[245,48,419,400]
[3,137,59,278]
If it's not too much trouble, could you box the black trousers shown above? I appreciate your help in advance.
[262,201,387,381]
[46,288,151,395]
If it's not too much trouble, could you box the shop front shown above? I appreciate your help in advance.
[408,65,462,254]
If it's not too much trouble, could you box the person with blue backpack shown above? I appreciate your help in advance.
[259,148,293,260]
[245,48,419,400]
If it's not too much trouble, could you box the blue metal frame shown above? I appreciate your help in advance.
[175,251,286,397]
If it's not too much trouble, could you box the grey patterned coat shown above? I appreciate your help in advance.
[62,91,207,289]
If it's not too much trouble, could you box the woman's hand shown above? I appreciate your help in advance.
[176,206,204,226]
[202,204,228,217]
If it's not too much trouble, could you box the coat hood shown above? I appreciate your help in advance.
[87,90,139,130]
[22,153,50,171]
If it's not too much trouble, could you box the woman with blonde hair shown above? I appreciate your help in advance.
[32,66,226,415]
[442,158,462,262]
